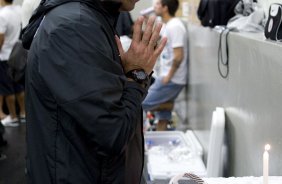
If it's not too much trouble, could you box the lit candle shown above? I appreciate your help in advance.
[263,144,271,184]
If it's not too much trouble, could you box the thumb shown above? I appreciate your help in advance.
[115,35,125,59]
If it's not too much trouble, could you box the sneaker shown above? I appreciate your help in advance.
[167,121,175,131]
[19,115,26,123]
[1,115,19,127]
[0,153,7,161]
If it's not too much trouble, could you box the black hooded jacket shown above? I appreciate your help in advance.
[25,0,147,183]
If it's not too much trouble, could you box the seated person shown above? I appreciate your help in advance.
[142,0,188,131]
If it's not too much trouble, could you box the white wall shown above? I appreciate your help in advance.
[13,0,22,5]
[188,24,282,176]
[257,0,282,17]
[130,0,153,21]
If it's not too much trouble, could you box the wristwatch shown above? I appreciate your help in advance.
[125,69,149,86]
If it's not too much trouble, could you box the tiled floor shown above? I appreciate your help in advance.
[0,123,26,184]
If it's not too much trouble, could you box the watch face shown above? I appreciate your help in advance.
[135,70,147,80]
[126,69,149,85]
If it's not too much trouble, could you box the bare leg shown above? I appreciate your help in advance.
[15,91,25,117]
[5,94,17,119]
[156,119,169,131]
[0,96,7,119]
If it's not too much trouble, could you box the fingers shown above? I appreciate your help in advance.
[145,37,167,74]
[121,15,167,75]
[132,16,144,43]
[115,35,124,58]
[148,22,163,50]
[141,16,156,45]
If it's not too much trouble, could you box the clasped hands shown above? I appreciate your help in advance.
[115,16,167,75]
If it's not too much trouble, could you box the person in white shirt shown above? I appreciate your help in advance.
[21,0,40,28]
[0,0,25,126]
[143,0,188,130]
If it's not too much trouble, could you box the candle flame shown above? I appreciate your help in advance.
[265,144,271,151]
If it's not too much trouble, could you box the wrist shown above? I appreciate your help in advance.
[123,65,152,76]
[125,69,153,88]
[126,69,148,84]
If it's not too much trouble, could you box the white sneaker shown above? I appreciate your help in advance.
[1,115,19,127]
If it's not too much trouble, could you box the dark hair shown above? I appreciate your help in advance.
[4,0,13,3]
[161,0,179,16]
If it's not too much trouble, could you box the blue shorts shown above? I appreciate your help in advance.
[142,77,184,120]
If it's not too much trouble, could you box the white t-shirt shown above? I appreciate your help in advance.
[159,18,188,85]
[0,5,21,61]
[21,0,41,28]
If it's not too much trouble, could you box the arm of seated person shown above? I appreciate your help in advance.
[162,47,184,84]
[0,34,4,50]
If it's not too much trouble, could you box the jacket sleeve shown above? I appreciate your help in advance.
[35,12,147,157]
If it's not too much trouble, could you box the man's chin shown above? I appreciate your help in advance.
[120,4,135,11]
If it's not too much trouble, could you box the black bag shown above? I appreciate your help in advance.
[197,0,240,27]
[265,3,282,41]
[7,40,28,83]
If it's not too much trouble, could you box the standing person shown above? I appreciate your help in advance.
[142,0,188,131]
[24,0,166,183]
[0,0,25,126]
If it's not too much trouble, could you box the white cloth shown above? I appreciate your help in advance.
[169,175,282,184]
[159,18,188,85]
[21,0,41,28]
[0,5,21,61]
[227,2,265,32]
[204,176,282,184]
